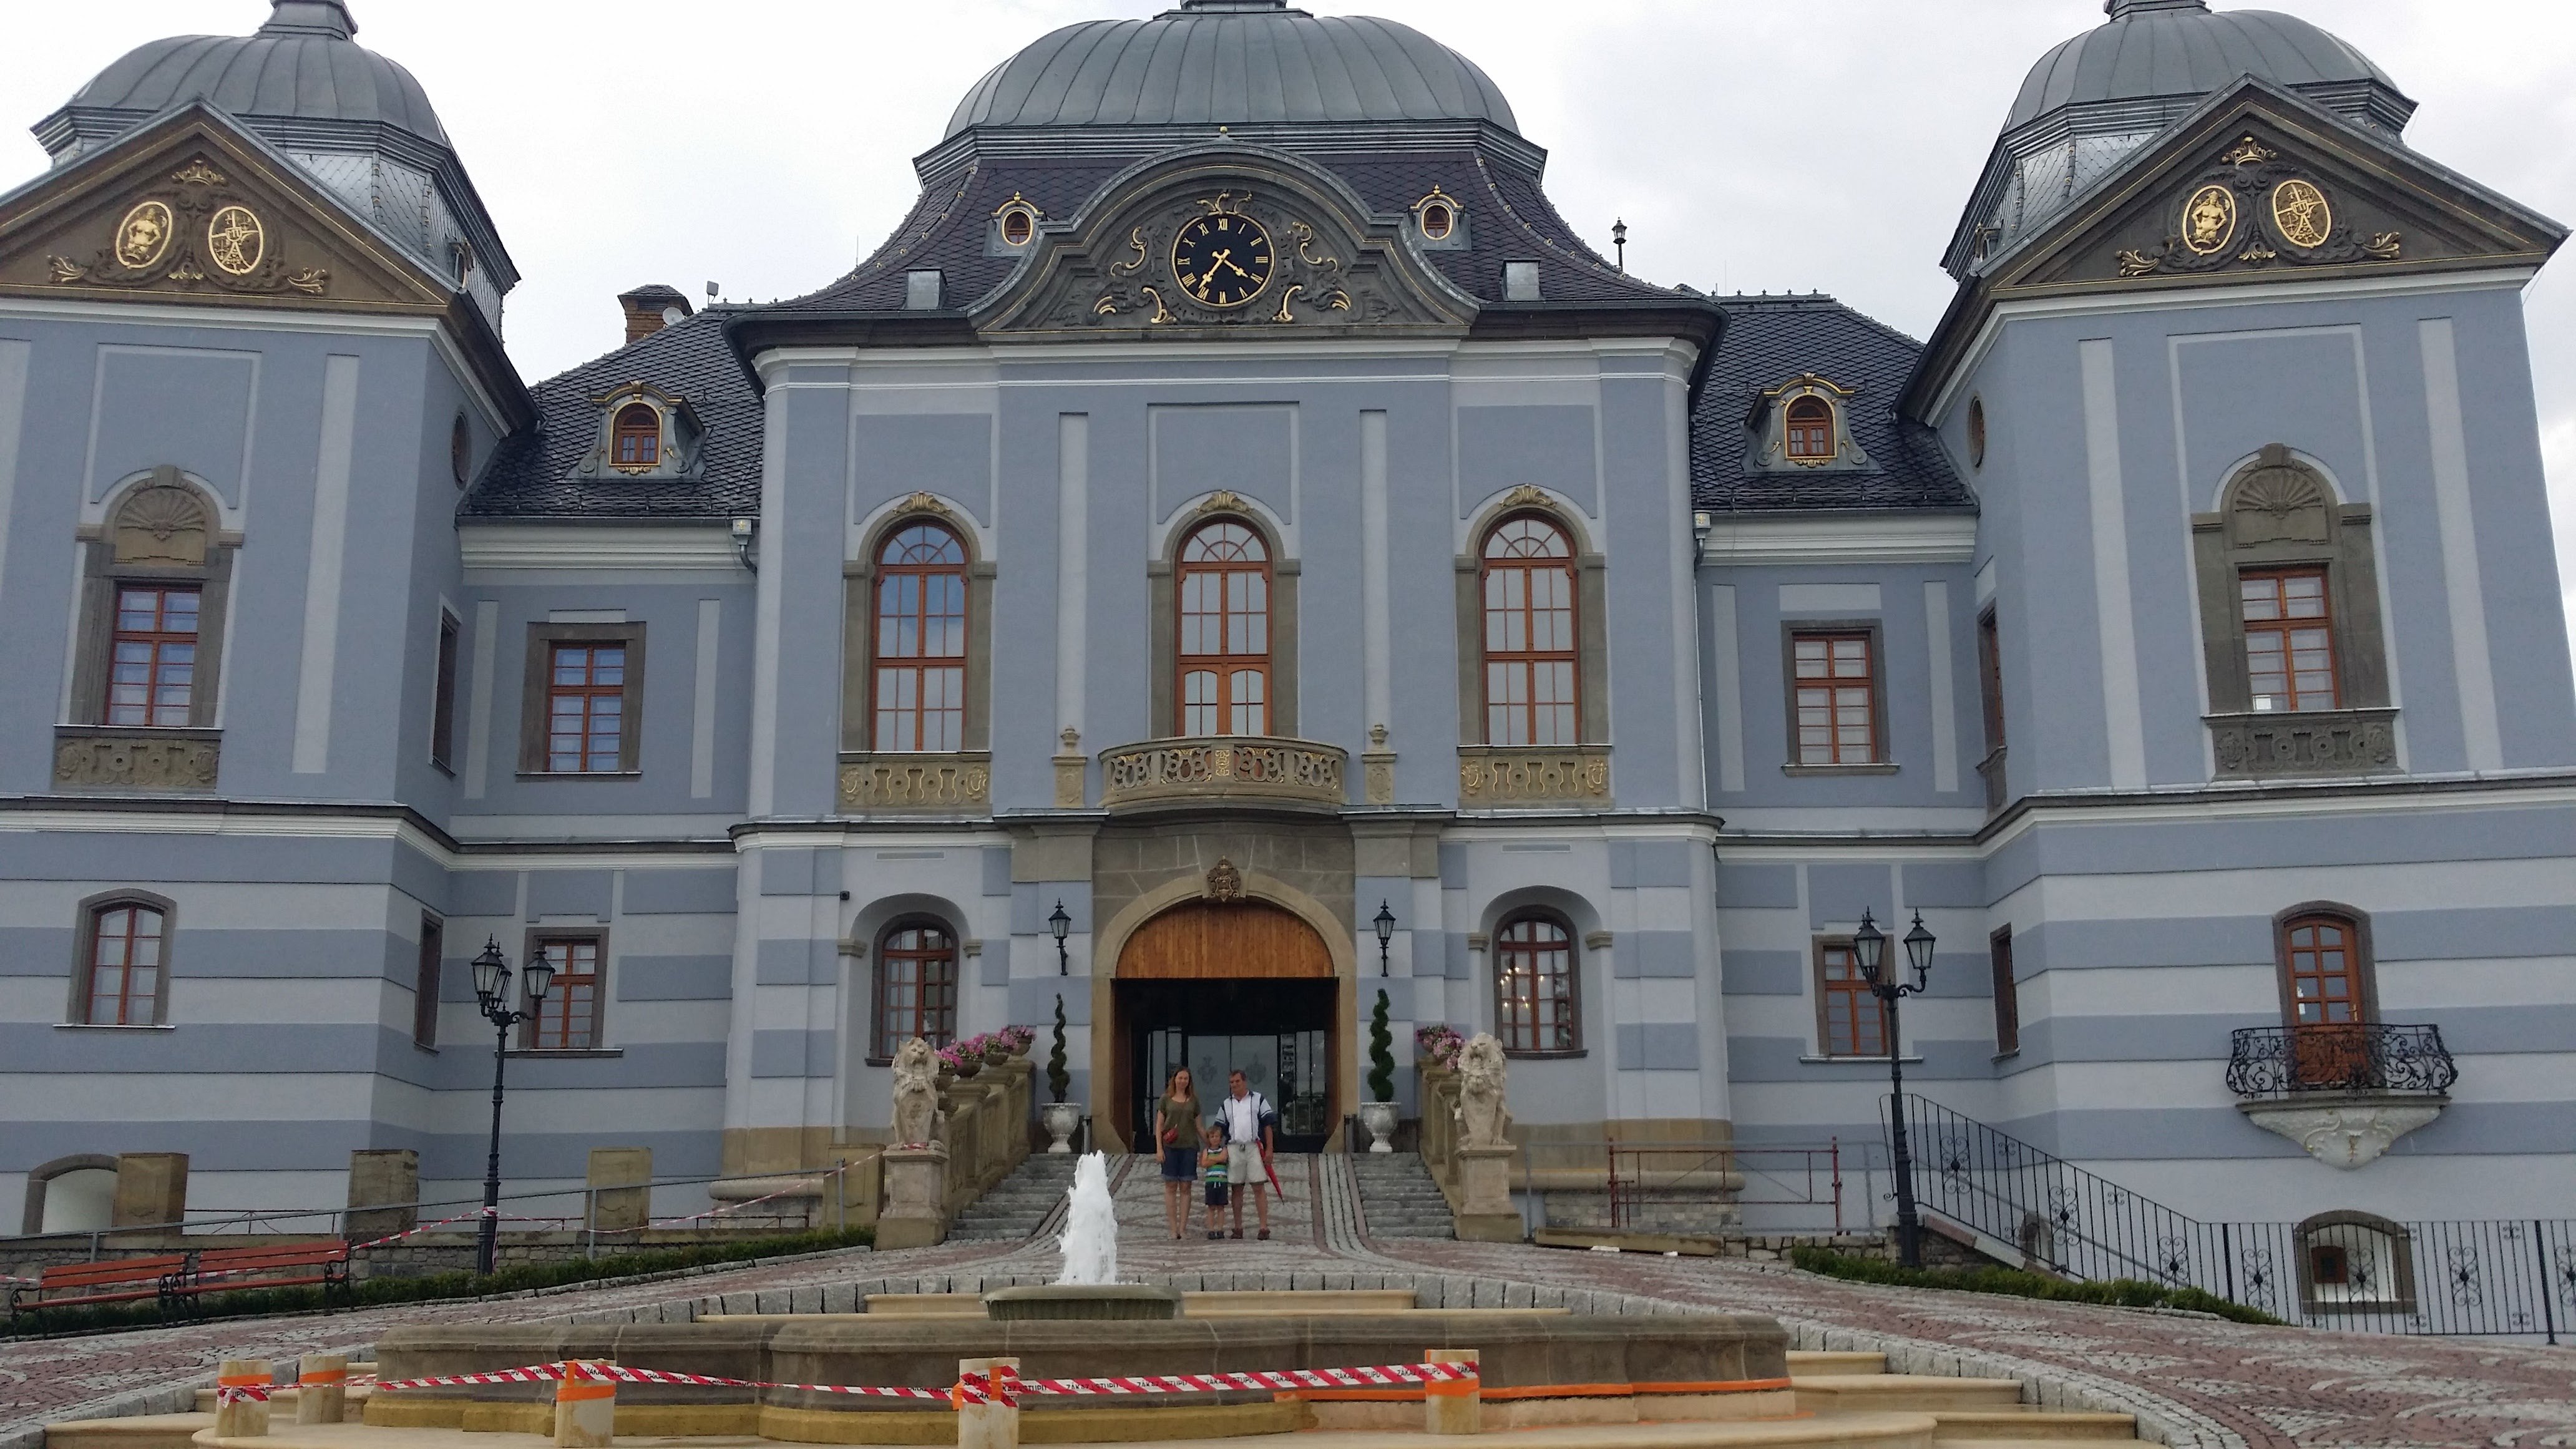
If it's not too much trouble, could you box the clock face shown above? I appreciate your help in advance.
[1171,213,1275,309]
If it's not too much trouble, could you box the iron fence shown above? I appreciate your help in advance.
[1886,1094,2576,1340]
[2224,1023,2459,1099]
[1606,1143,1845,1233]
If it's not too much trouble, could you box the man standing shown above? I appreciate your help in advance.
[1216,1068,1273,1241]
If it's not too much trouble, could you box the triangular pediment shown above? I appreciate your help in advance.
[0,105,454,316]
[976,144,1477,339]
[1988,79,2563,300]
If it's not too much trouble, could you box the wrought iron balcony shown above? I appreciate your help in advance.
[1098,736,1347,812]
[2225,1023,2457,1101]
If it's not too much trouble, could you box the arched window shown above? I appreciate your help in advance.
[872,522,969,753]
[612,404,660,469]
[1178,520,1271,736]
[874,920,959,1060]
[1494,912,1579,1055]
[81,899,167,1027]
[1784,397,1835,462]
[2279,907,2375,1088]
[1481,515,1578,746]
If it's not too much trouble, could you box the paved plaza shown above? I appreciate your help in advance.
[6,1158,2572,1449]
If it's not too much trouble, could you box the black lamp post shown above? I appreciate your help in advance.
[1049,900,1071,976]
[1373,900,1397,976]
[1857,910,1936,1267]
[469,937,553,1277]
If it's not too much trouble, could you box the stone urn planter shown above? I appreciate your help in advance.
[952,1054,982,1081]
[1041,1101,1083,1155]
[1357,1101,1399,1154]
[982,1043,1012,1067]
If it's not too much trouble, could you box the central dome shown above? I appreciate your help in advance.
[944,0,1518,139]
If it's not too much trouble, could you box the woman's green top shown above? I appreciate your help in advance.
[1158,1093,1200,1146]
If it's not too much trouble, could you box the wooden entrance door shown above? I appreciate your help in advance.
[1112,899,1337,1149]
[1120,899,1332,980]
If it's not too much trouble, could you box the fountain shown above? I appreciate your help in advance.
[1055,1151,1119,1285]
[985,1151,1180,1320]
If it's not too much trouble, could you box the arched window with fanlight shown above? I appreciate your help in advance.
[1177,520,1271,736]
[77,894,170,1027]
[1784,396,1836,462]
[1481,515,1578,746]
[873,919,959,1060]
[2276,904,2378,1088]
[871,522,970,753]
[612,404,660,470]
[1493,912,1579,1055]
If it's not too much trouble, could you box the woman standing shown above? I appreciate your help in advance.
[1154,1066,1201,1239]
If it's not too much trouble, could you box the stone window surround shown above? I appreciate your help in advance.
[518,925,609,1054]
[1453,499,1609,748]
[517,622,647,778]
[430,608,462,774]
[19,1153,120,1236]
[2273,900,2379,1028]
[412,912,442,1051]
[68,469,237,733]
[841,511,997,758]
[866,912,964,1065]
[69,888,176,1028]
[1779,619,1894,773]
[1151,509,1300,739]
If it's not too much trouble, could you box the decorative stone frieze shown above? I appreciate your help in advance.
[1098,736,1347,811]
[1456,744,1611,807]
[1053,728,1086,809]
[2238,1095,2447,1170]
[837,753,992,812]
[53,729,219,791]
[2207,708,2397,778]
[1361,723,1396,806]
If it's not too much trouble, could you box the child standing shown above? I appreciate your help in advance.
[1198,1123,1230,1240]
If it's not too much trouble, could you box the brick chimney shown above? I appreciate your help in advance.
[617,284,693,344]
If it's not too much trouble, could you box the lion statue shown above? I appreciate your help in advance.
[890,1037,944,1148]
[1454,1032,1513,1149]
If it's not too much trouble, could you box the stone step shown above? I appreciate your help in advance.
[1932,1413,2138,1442]
[1788,1351,1888,1375]
[1349,1150,1455,1242]
[45,1413,211,1449]
[1795,1376,2027,1415]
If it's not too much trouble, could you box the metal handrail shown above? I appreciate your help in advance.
[2224,1023,2458,1099]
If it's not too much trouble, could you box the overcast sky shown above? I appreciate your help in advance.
[6,0,2573,641]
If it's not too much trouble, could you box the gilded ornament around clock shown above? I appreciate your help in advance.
[114,201,175,269]
[2181,184,2236,255]
[206,205,265,275]
[2270,180,2332,249]
[1171,212,1274,309]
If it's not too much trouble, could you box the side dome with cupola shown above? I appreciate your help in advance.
[34,0,515,330]
[1943,0,2415,280]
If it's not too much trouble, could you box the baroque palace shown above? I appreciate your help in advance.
[2,0,2571,1257]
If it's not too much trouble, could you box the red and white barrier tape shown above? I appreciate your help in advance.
[371,1358,1476,1407]
[213,1384,272,1407]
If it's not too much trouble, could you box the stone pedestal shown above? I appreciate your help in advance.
[1424,1348,1479,1436]
[875,1144,951,1251]
[295,1355,348,1425]
[957,1357,1020,1449]
[214,1360,271,1438]
[554,1360,615,1448]
[586,1147,653,1231]
[1453,1144,1523,1242]
[112,1153,188,1229]
[346,1150,418,1241]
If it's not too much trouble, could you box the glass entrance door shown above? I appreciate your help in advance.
[1123,978,1337,1153]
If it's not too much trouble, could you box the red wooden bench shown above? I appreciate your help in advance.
[180,1242,352,1311]
[5,1254,192,1318]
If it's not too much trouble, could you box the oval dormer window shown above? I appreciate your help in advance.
[1002,208,1035,247]
[613,403,661,470]
[1785,397,1835,462]
[1420,200,1455,242]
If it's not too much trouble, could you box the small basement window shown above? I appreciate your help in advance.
[612,404,660,470]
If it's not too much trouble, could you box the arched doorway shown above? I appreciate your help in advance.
[1115,899,1339,1153]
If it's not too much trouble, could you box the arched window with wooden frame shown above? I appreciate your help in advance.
[1784,396,1836,462]
[1176,519,1271,737]
[871,522,970,753]
[1493,911,1579,1056]
[70,471,237,744]
[1480,514,1579,746]
[2276,904,2377,1087]
[873,919,959,1061]
[611,404,661,471]
[76,894,171,1027]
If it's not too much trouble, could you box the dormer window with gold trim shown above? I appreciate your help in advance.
[992,194,1044,252]
[1412,187,1468,249]
[612,403,661,471]
[1749,374,1869,474]
[580,383,703,482]
[1785,397,1835,462]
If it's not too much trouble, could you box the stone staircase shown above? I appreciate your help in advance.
[1349,1151,1456,1239]
[945,1153,1079,1243]
[1788,1351,2145,1449]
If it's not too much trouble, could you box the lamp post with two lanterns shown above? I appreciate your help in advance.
[1853,909,1937,1269]
[468,937,554,1277]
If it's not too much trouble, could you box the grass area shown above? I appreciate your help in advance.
[3,1225,874,1339]
[1788,1246,2285,1325]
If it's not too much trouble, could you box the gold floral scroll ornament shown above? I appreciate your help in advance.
[205,206,265,275]
[2182,185,2236,256]
[2270,180,2332,250]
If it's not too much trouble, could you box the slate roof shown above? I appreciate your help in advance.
[46,1,449,152]
[2007,1,2406,134]
[461,307,761,521]
[1690,295,1973,513]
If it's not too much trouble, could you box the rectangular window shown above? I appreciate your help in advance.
[1816,939,1888,1058]
[412,915,442,1048]
[431,612,461,770]
[2242,568,2337,712]
[519,623,645,776]
[1990,926,2018,1055]
[525,934,603,1051]
[1976,608,2004,757]
[107,585,201,728]
[1792,630,1878,764]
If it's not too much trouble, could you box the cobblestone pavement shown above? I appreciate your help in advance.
[6,1156,2572,1449]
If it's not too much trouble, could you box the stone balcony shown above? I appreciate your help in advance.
[2227,1022,2455,1169]
[1098,735,1347,813]
[2208,708,2398,779]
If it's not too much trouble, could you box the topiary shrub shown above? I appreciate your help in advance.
[1367,989,1396,1103]
[1046,993,1071,1104]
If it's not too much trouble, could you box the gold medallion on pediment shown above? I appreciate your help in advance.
[2271,180,2333,250]
[114,201,174,270]
[205,206,265,275]
[2182,184,2237,255]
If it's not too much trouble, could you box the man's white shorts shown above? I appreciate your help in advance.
[1227,1141,1262,1194]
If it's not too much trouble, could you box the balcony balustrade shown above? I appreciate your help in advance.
[1098,735,1347,812]
[2228,1023,2456,1170]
